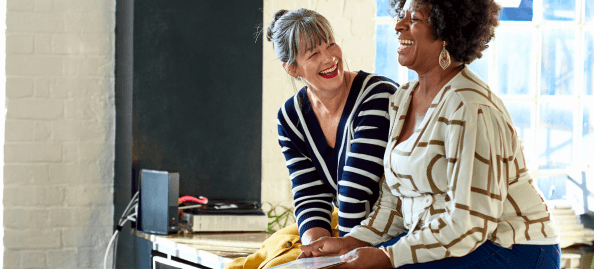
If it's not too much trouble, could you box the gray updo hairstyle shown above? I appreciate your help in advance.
[266,8,335,68]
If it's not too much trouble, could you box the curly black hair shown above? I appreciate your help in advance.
[389,0,501,64]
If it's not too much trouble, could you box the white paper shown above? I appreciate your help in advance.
[268,256,345,269]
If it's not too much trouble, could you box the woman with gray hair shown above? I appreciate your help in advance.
[225,8,399,269]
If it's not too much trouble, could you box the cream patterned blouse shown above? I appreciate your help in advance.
[345,66,559,268]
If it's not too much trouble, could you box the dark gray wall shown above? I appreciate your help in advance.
[132,0,263,201]
[115,0,263,267]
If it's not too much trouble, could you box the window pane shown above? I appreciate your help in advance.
[408,69,418,81]
[585,29,594,96]
[375,24,400,83]
[539,102,574,170]
[504,101,534,164]
[537,176,567,200]
[543,0,576,21]
[586,1,594,22]
[497,27,533,95]
[541,28,575,96]
[499,0,534,21]
[583,105,594,165]
[468,46,491,83]
[376,0,392,17]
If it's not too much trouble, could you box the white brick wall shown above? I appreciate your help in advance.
[261,0,377,210]
[4,0,115,268]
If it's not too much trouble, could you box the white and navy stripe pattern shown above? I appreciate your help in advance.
[277,71,398,237]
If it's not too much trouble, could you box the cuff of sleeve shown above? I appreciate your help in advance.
[388,237,414,268]
[299,220,332,238]
[344,225,387,246]
[379,246,394,267]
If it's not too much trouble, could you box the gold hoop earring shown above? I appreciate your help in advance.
[439,41,451,70]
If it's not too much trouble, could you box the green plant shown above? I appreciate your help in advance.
[264,203,296,233]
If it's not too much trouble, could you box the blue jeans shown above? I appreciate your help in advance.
[376,233,561,268]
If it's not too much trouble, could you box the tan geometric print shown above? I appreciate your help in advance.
[346,66,558,268]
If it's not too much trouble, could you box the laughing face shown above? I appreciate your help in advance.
[286,40,345,98]
[395,2,443,74]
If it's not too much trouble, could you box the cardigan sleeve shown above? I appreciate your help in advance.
[277,109,334,237]
[336,83,396,236]
[384,103,515,268]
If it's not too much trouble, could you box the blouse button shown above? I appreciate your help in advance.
[285,241,292,248]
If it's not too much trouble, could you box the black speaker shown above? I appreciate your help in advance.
[139,169,179,235]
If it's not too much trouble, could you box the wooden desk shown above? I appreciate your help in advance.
[133,229,271,269]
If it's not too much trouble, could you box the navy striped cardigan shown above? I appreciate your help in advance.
[277,71,398,237]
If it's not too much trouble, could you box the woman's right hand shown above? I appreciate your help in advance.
[298,236,371,259]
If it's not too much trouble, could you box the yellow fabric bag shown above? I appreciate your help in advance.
[224,209,339,269]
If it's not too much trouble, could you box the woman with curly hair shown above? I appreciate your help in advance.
[300,0,560,268]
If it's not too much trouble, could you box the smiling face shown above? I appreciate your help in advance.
[285,40,345,97]
[395,2,443,74]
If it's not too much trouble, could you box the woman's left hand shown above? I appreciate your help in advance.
[336,247,392,269]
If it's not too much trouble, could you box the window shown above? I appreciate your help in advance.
[374,0,594,201]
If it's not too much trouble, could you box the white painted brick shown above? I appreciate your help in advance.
[52,77,109,98]
[3,164,49,185]
[21,251,47,268]
[34,121,53,141]
[6,55,63,76]
[35,34,53,54]
[47,249,77,269]
[49,162,111,185]
[46,187,66,206]
[53,120,81,141]
[6,77,34,98]
[64,55,114,76]
[4,186,63,206]
[5,120,35,141]
[80,120,108,142]
[74,246,93,267]
[64,12,112,33]
[77,245,110,268]
[4,209,49,229]
[53,0,107,13]
[53,33,110,55]
[78,142,113,162]
[35,77,51,97]
[4,229,61,249]
[61,227,110,248]
[74,206,113,227]
[7,0,34,11]
[30,210,50,229]
[64,185,112,206]
[6,11,64,33]
[6,99,63,119]
[6,34,34,54]
[3,209,30,229]
[61,142,78,162]
[343,0,375,22]
[49,208,73,227]
[49,163,77,184]
[34,0,53,12]
[64,99,101,120]
[3,250,22,269]
[4,143,62,162]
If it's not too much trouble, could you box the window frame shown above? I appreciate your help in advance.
[374,0,593,192]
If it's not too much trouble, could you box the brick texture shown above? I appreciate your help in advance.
[3,0,377,267]
[4,0,116,268]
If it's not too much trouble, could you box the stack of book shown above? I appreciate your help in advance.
[548,201,594,269]
[180,200,268,232]
[549,201,594,248]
